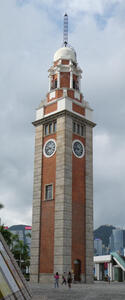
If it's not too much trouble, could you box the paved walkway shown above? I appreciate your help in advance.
[31,282,125,300]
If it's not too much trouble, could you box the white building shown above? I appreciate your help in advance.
[94,253,125,282]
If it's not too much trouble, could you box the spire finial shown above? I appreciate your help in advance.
[63,13,68,47]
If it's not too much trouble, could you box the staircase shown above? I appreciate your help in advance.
[111,252,125,271]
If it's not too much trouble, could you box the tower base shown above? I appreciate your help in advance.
[30,272,93,284]
[39,273,54,284]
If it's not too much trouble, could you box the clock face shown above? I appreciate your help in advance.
[72,140,85,158]
[43,139,56,157]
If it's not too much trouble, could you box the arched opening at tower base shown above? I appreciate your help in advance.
[74,259,81,281]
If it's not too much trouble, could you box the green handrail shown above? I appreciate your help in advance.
[111,252,125,271]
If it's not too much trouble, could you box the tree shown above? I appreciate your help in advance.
[12,239,30,272]
[0,225,30,276]
[0,203,4,209]
[0,225,12,247]
[26,232,31,239]
[10,233,19,252]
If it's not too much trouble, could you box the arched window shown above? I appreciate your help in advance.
[73,259,81,281]
[51,78,57,90]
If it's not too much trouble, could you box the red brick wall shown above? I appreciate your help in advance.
[60,72,70,88]
[62,59,69,65]
[53,74,57,80]
[44,102,57,114]
[67,90,74,99]
[40,134,56,273]
[47,90,63,102]
[56,89,63,98]
[72,134,86,274]
[72,103,85,116]
[73,74,77,81]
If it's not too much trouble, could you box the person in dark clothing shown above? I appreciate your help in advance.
[67,271,72,288]
[62,272,66,285]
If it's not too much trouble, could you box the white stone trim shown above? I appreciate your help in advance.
[57,71,60,88]
[85,125,94,283]
[58,97,72,112]
[74,90,80,100]
[54,65,70,73]
[36,107,44,121]
[85,107,93,122]
[48,75,52,91]
[54,115,72,274]
[30,125,43,283]
[73,99,84,107]
[72,111,86,120]
[70,71,73,88]
[42,98,86,120]
[49,91,56,99]
[35,98,93,123]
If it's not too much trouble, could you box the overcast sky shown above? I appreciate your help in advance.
[0,0,125,229]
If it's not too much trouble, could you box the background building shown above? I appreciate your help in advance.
[9,224,32,254]
[94,253,125,282]
[94,239,103,256]
[109,228,124,255]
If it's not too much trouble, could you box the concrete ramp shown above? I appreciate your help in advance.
[111,252,125,271]
[0,232,32,299]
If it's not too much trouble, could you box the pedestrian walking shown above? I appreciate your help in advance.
[62,272,66,285]
[67,271,72,288]
[54,272,59,288]
[108,275,110,284]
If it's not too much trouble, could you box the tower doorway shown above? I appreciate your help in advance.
[74,259,81,281]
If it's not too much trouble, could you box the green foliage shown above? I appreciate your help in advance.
[0,225,30,273]
[0,225,12,246]
[26,232,31,238]
[12,240,29,260]
[11,238,30,271]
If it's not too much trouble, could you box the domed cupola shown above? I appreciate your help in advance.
[54,46,77,64]
[35,14,93,125]
[47,15,83,104]
[47,43,82,103]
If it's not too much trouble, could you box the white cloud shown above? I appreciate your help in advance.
[36,0,123,15]
[94,132,125,228]
[94,133,125,177]
[0,0,125,229]
[2,205,32,227]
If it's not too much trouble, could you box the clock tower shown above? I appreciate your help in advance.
[30,15,95,284]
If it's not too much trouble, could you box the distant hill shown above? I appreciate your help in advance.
[94,225,116,247]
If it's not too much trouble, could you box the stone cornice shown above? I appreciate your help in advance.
[48,64,82,76]
[32,109,96,128]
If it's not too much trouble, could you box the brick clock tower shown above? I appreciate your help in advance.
[30,17,95,284]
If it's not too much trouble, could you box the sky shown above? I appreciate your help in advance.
[0,0,125,229]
